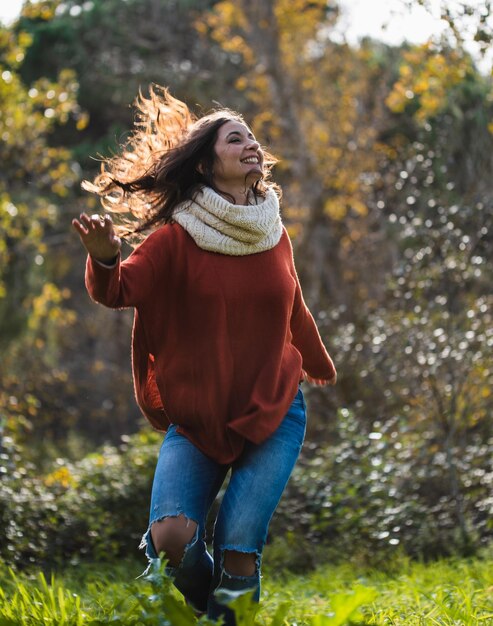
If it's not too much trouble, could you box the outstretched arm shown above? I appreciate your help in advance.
[72,212,160,309]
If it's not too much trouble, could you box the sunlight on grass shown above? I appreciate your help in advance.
[0,556,491,624]
[260,557,493,625]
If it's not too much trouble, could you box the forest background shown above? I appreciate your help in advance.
[0,0,492,572]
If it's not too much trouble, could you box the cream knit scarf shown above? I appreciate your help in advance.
[172,186,283,256]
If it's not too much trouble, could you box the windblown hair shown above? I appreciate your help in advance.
[82,85,279,244]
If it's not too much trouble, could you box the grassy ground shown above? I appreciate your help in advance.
[0,554,491,624]
[262,556,493,625]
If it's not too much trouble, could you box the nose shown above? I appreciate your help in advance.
[247,138,260,151]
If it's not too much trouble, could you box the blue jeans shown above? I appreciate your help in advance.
[140,386,307,624]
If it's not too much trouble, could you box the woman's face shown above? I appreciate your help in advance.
[212,120,264,189]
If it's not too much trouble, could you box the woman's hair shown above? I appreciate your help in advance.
[82,85,279,243]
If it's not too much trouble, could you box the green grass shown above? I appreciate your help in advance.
[262,557,493,625]
[0,555,491,624]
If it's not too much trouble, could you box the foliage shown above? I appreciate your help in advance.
[386,43,474,122]
[291,43,493,564]
[1,421,491,571]
[0,23,87,462]
[16,0,246,167]
[0,430,160,568]
[272,407,492,568]
[0,25,80,313]
[320,46,493,556]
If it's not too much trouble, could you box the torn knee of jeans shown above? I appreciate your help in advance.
[220,548,261,580]
[140,514,200,568]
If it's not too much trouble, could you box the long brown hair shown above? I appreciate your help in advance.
[82,85,279,243]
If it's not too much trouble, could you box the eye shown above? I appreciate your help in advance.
[229,138,241,143]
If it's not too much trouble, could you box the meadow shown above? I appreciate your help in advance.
[0,554,491,625]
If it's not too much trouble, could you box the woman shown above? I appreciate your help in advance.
[72,86,336,624]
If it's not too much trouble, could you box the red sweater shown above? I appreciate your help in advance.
[85,223,336,463]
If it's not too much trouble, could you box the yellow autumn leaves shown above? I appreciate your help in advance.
[386,43,474,123]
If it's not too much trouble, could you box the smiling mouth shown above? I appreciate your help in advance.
[241,157,260,164]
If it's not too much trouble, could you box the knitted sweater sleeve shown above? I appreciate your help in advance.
[288,243,337,383]
[85,228,164,308]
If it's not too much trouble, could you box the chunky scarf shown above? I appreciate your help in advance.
[172,186,283,256]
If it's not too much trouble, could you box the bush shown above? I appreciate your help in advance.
[270,407,493,566]
[0,429,160,568]
[1,411,491,570]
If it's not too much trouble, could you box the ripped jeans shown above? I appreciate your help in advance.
[140,387,307,624]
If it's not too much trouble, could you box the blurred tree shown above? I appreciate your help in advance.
[0,24,85,457]
[335,43,493,550]
[16,0,247,167]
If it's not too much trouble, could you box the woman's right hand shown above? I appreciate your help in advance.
[72,213,121,263]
